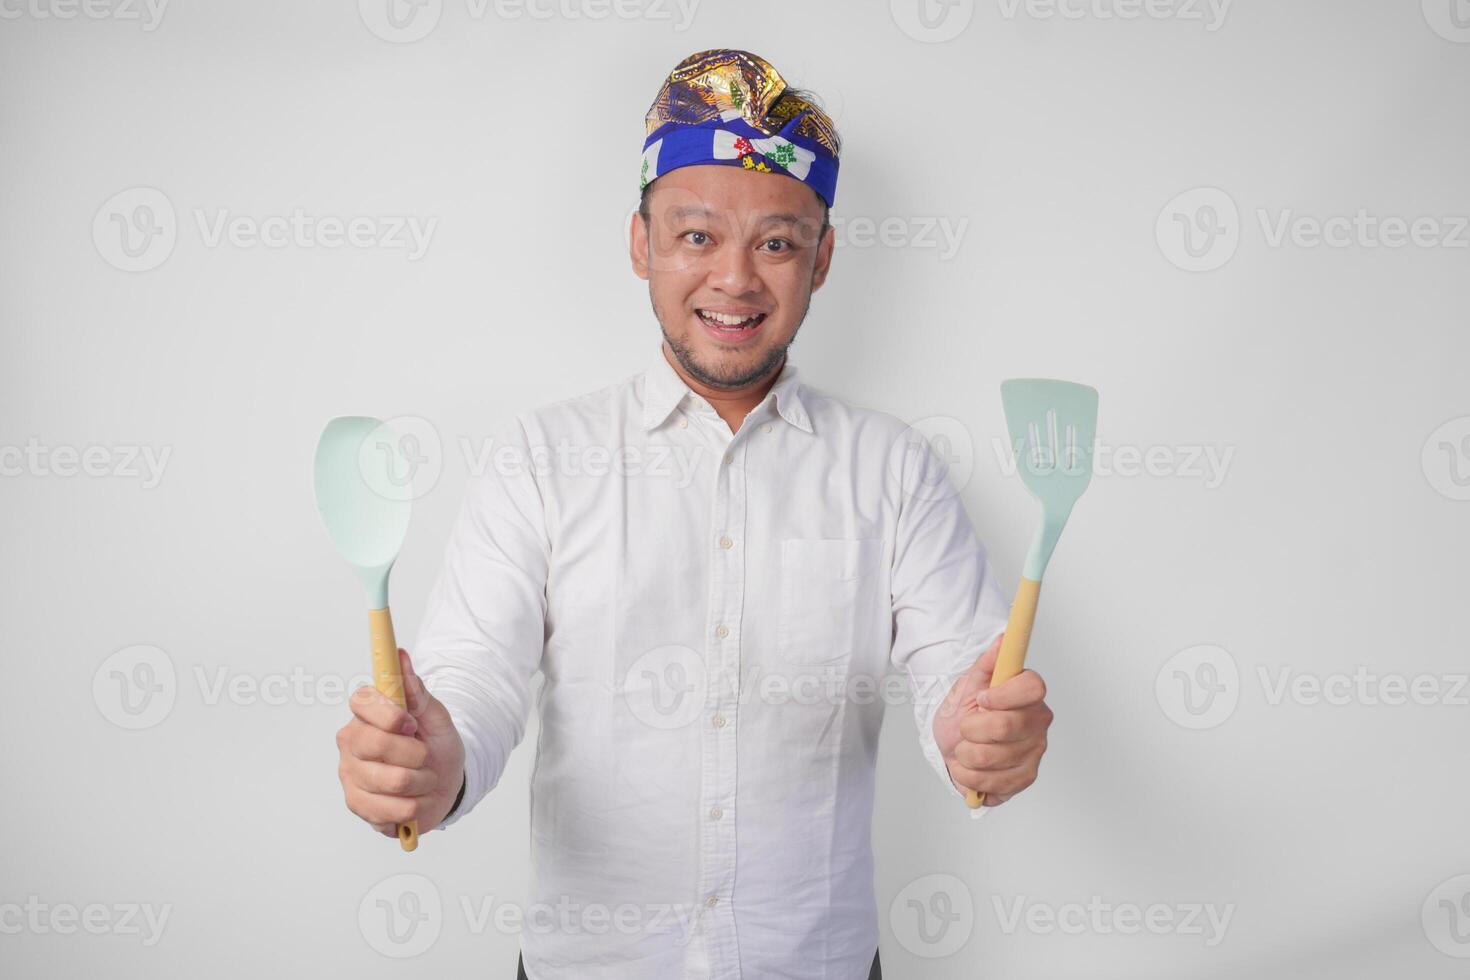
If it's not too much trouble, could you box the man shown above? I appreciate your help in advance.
[334,49,1054,979]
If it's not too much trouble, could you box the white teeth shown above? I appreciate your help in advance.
[701,309,760,327]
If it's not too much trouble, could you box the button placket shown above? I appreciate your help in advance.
[696,418,747,978]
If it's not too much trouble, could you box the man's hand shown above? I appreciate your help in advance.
[336,648,466,837]
[933,633,1054,807]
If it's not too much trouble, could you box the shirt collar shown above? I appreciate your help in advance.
[641,347,813,434]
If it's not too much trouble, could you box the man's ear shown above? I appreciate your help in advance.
[629,208,650,281]
[809,223,835,293]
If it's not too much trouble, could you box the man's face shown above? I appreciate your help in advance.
[630,164,834,389]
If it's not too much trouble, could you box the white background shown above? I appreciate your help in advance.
[2,0,1468,976]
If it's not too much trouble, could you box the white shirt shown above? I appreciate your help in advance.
[414,347,1010,979]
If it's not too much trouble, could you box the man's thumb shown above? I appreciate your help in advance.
[939,633,1005,720]
[398,648,440,724]
[960,633,1004,704]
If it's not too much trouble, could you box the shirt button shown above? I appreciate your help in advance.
[718,535,732,550]
[677,416,689,428]
[723,452,734,464]
[715,624,729,639]
[712,713,726,728]
[705,895,719,908]
[710,806,723,820]
[760,423,772,434]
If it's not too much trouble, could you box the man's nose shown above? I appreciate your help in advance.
[707,242,760,296]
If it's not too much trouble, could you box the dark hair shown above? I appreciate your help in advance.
[637,86,837,240]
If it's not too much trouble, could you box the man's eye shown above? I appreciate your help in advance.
[761,238,791,253]
[683,231,710,246]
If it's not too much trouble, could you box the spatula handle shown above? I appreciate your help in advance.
[368,606,420,852]
[965,577,1042,809]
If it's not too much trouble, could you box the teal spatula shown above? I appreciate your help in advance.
[967,379,1098,809]
[312,416,418,850]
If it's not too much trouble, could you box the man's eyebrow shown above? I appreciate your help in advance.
[663,206,814,226]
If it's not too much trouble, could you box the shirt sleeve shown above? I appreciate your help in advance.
[888,427,1011,821]
[412,416,551,830]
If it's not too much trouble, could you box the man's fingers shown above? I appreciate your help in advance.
[350,758,439,798]
[339,720,430,768]
[959,703,1050,744]
[343,785,421,828]
[349,683,417,736]
[955,737,1040,772]
[977,668,1047,711]
[946,752,1042,798]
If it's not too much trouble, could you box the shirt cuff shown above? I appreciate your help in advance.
[917,675,992,823]
[431,693,497,831]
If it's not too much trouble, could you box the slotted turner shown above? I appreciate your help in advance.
[313,416,419,850]
[966,379,1098,809]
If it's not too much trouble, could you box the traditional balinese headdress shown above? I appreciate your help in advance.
[640,49,840,207]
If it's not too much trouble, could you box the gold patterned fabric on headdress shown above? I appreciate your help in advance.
[639,49,841,206]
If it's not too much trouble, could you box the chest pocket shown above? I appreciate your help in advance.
[777,537,883,665]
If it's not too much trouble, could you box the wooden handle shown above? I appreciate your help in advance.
[369,606,419,852]
[966,577,1042,810]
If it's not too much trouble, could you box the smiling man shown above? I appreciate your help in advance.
[334,49,1054,980]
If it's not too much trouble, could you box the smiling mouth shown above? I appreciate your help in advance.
[696,309,767,333]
